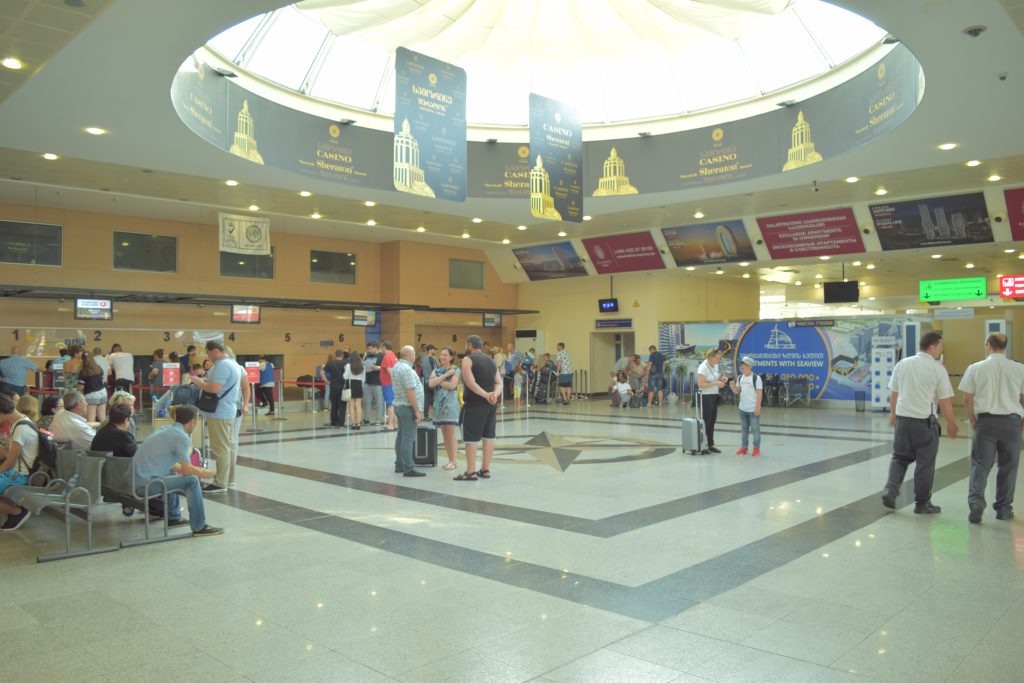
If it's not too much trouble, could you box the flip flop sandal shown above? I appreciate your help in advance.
[454,471,478,481]
[476,469,491,479]
[442,462,458,470]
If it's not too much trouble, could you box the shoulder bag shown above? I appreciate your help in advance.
[197,370,239,414]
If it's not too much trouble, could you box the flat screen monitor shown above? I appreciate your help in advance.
[598,298,619,313]
[823,281,859,304]
[483,312,502,328]
[352,309,377,327]
[231,304,261,324]
[74,298,112,321]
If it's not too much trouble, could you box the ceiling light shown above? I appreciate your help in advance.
[965,160,982,167]
[859,281,866,286]
[501,238,511,244]
[937,143,957,151]
[472,217,483,223]
[349,261,355,266]
[715,269,724,275]
[311,258,318,263]
[120,241,129,247]
[760,290,766,294]
[866,264,876,270]
[693,211,705,219]
[2,57,24,70]
[310,212,321,219]
[851,261,862,267]
[742,273,751,279]
[931,254,941,259]
[558,231,567,237]
[868,296,876,301]
[416,226,426,233]
[1018,253,1024,260]
[42,153,59,161]
[815,274,823,279]
[582,215,592,221]
[364,200,376,207]
[224,179,238,187]
[366,219,376,226]
[462,232,470,239]
[248,204,259,211]
[794,281,802,286]
[988,174,1002,182]
[84,127,107,136]
[739,261,750,267]
[517,225,527,231]
[1004,248,1016,253]
[814,283,821,289]
[845,176,859,183]
[685,266,695,271]
[238,261,245,266]
[819,255,830,261]
[874,187,888,196]
[965,263,975,269]
[299,190,312,197]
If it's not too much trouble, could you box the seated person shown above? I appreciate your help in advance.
[49,390,97,450]
[131,404,222,537]
[108,390,137,438]
[17,395,39,423]
[609,371,633,408]
[0,392,34,531]
[90,403,137,458]
[38,395,62,431]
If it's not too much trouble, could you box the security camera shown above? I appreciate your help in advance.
[963,25,987,38]
[998,72,1008,81]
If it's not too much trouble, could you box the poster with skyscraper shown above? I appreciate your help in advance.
[393,47,467,202]
[869,192,993,250]
[512,241,587,280]
[529,94,583,222]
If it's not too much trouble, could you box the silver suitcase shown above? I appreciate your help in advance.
[683,390,708,454]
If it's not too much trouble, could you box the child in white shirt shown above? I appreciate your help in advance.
[731,356,764,456]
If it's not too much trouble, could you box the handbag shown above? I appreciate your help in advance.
[341,379,352,402]
[197,371,238,413]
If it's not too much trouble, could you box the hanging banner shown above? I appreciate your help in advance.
[757,208,865,259]
[661,220,756,267]
[869,192,993,250]
[1005,188,1024,241]
[512,241,587,281]
[528,93,583,222]
[393,47,467,202]
[582,232,665,274]
[219,213,270,255]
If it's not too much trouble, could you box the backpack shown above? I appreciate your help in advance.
[14,418,58,475]
[171,383,200,406]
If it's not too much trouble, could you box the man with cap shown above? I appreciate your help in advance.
[959,332,1024,523]
[881,331,958,514]
[731,356,764,456]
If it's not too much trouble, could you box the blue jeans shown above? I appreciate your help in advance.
[739,410,761,449]
[394,405,416,472]
[136,475,207,532]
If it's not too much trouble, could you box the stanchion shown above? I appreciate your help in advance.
[271,376,287,421]
[244,382,265,434]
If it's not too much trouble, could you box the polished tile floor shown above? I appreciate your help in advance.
[3,398,1023,682]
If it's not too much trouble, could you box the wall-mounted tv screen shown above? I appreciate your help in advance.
[598,298,619,313]
[483,312,502,328]
[352,309,377,327]
[74,298,112,321]
[823,281,860,304]
[231,304,261,324]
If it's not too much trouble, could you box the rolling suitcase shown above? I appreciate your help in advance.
[683,390,708,455]
[415,424,437,467]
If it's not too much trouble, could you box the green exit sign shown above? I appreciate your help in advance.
[919,277,987,302]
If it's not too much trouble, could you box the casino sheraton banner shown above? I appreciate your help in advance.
[172,45,922,200]
[528,94,583,222]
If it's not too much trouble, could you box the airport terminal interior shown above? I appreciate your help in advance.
[3,0,1024,680]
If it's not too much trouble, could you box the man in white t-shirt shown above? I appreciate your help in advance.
[108,344,135,392]
[49,390,97,451]
[0,392,35,530]
[731,356,764,456]
[91,347,111,383]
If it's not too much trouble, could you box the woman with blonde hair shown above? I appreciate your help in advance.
[16,394,38,422]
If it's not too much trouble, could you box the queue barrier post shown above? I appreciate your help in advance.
[245,379,265,434]
[272,376,287,421]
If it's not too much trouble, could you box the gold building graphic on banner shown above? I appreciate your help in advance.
[393,118,435,198]
[593,148,638,196]
[782,111,823,171]
[530,155,562,221]
[229,100,264,165]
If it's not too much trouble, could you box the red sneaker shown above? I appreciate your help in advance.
[752,448,761,457]
[736,448,748,455]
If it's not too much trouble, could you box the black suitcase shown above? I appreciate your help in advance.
[415,424,437,467]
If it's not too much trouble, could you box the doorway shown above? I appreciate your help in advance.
[591,331,634,396]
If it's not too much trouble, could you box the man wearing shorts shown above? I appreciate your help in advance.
[379,341,398,431]
[555,342,573,405]
[456,335,501,481]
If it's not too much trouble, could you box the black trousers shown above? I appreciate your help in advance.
[258,386,275,412]
[701,393,719,446]
[886,416,939,504]
[329,387,347,426]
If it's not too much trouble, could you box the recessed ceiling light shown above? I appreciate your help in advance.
[965,160,982,167]
[715,269,724,275]
[364,200,376,207]
[859,281,866,286]
[819,255,830,261]
[299,190,312,197]
[937,142,958,151]
[248,204,259,211]
[795,280,802,286]
[2,57,24,70]
[120,241,129,247]
[814,283,821,289]
[349,261,355,266]
[1018,253,1024,260]
[866,264,876,270]
[693,211,705,219]
[815,274,823,279]
[42,153,58,161]
[311,258,318,263]
[238,261,245,266]
[931,254,941,259]
[965,262,975,268]
[366,219,376,226]
[416,226,426,233]
[845,176,859,183]
[868,296,876,301]
[739,261,749,267]
[582,215,592,221]
[310,212,321,219]
[224,179,238,187]
[685,266,696,271]
[1005,248,1016,253]
[760,290,766,294]
[84,127,107,136]
[501,238,510,245]
[742,273,750,279]
[517,225,527,231]
[558,231,567,237]
[874,187,888,196]
[988,174,1002,182]
[462,232,470,239]
[472,217,483,223]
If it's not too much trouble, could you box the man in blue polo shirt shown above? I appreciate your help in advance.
[0,346,38,397]
[188,340,241,493]
[132,405,223,536]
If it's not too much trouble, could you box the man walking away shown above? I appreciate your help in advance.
[959,333,1024,523]
[881,331,959,514]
